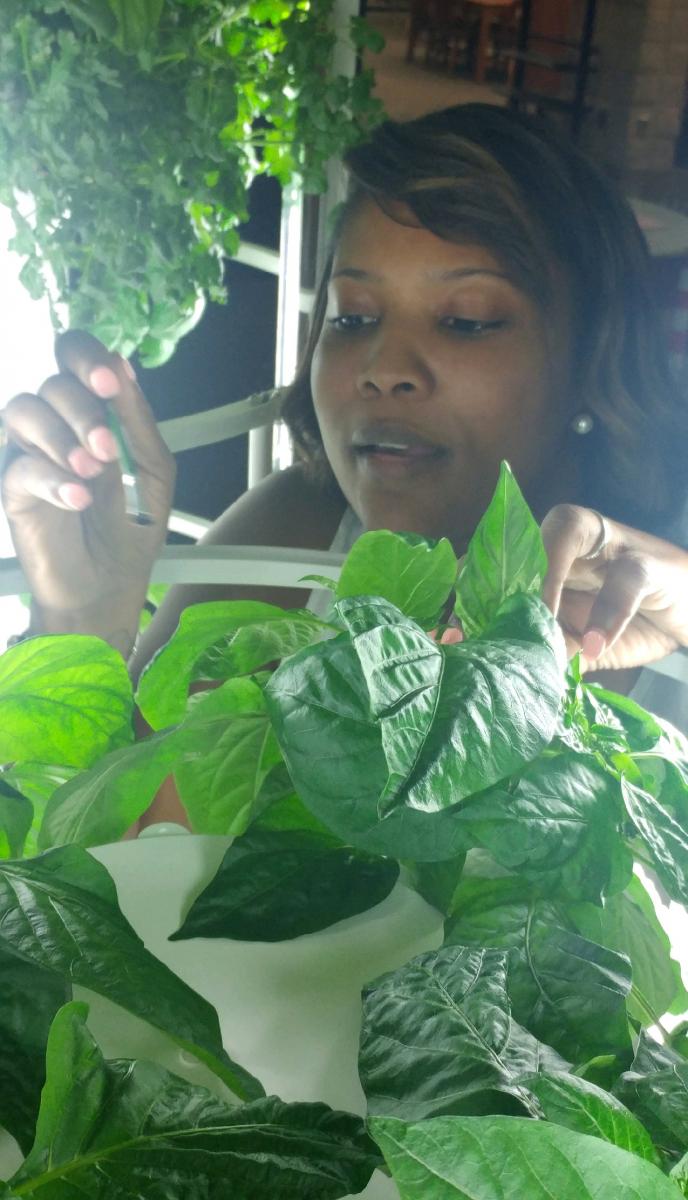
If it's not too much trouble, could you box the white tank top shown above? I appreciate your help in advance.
[307,507,688,735]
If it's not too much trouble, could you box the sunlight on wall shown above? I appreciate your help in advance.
[0,205,58,645]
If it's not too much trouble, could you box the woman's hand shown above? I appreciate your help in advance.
[1,330,175,657]
[540,503,688,671]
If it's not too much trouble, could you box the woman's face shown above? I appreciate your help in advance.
[311,197,581,552]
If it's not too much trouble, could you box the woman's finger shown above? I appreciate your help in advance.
[540,503,617,615]
[2,448,95,513]
[3,392,108,480]
[55,332,173,478]
[580,551,655,662]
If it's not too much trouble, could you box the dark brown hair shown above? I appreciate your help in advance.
[281,103,687,543]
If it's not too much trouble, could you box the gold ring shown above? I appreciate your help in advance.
[578,510,609,561]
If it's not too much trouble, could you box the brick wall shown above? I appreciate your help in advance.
[581,0,688,173]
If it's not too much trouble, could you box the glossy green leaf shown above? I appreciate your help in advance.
[2,764,79,857]
[136,601,303,728]
[444,877,632,1059]
[406,857,467,916]
[0,636,133,768]
[342,592,566,817]
[37,730,179,850]
[520,1070,661,1165]
[454,461,548,638]
[370,1114,682,1199]
[0,945,70,1154]
[614,1031,688,1160]
[336,530,457,626]
[173,679,282,836]
[0,846,262,1102]
[671,1152,688,1195]
[571,874,688,1025]
[622,763,688,903]
[456,753,630,904]
[172,827,399,942]
[8,1002,379,1198]
[359,945,565,1121]
[0,781,32,859]
[266,626,471,862]
[39,678,280,847]
[265,592,565,859]
[193,610,329,680]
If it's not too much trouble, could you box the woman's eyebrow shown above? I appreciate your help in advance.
[330,267,510,282]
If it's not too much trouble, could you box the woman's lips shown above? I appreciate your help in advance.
[352,444,447,475]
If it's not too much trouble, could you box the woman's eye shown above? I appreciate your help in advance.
[442,317,506,335]
[326,314,378,332]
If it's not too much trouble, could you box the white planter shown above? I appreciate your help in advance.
[1,828,444,1197]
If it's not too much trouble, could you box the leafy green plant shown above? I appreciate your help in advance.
[1,462,688,1196]
[0,0,384,364]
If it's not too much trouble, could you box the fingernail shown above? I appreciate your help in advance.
[440,627,463,645]
[58,482,92,510]
[119,355,137,382]
[89,365,120,398]
[582,628,606,660]
[87,425,119,462]
[68,446,103,479]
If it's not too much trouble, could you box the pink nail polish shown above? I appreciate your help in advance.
[89,366,120,398]
[58,482,92,510]
[87,425,119,462]
[68,447,103,479]
[582,629,606,660]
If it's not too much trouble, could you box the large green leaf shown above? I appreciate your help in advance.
[0,944,70,1154]
[520,1070,661,1165]
[454,461,548,638]
[265,593,565,859]
[335,530,457,626]
[173,679,283,835]
[571,874,688,1025]
[341,592,566,817]
[370,1114,682,1199]
[8,1002,379,1199]
[0,846,262,1102]
[672,1152,688,1195]
[38,678,281,847]
[0,781,32,859]
[444,877,632,1060]
[614,1031,688,1160]
[621,762,688,903]
[0,636,133,768]
[171,827,399,942]
[455,753,630,904]
[266,627,470,862]
[359,945,565,1121]
[1,765,79,857]
[136,600,326,728]
[37,730,179,850]
[193,610,330,680]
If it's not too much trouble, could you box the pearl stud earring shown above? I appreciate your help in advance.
[571,412,594,435]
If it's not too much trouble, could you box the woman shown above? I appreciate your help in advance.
[3,103,688,750]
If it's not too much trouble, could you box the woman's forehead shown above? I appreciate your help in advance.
[332,196,514,282]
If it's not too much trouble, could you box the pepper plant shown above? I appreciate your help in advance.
[1,463,688,1197]
[0,0,384,365]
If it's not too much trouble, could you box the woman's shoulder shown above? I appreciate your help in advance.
[203,462,347,553]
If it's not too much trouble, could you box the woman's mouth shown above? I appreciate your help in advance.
[351,421,448,471]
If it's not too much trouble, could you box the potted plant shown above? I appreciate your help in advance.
[0,0,384,365]
[0,463,687,1198]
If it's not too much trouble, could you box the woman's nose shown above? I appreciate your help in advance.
[356,333,433,399]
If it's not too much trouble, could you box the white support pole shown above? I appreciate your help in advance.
[248,186,304,488]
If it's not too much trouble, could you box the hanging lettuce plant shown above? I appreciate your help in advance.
[0,0,385,364]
